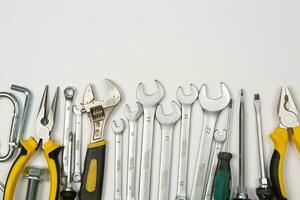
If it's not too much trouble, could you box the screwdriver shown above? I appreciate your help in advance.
[254,94,274,200]
[213,100,233,200]
[233,89,251,200]
[61,133,77,200]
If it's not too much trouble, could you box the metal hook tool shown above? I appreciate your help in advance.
[0,84,32,162]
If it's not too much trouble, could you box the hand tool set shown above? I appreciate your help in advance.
[0,81,299,200]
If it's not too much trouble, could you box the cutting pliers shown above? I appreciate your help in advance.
[270,86,300,200]
[4,86,62,200]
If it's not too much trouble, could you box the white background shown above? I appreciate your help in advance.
[1,0,300,199]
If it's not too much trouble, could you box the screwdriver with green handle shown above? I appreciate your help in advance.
[213,99,233,200]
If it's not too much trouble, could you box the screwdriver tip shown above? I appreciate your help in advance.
[254,94,260,101]
[240,89,244,96]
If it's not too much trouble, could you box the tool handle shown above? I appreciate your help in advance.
[291,126,300,152]
[61,190,77,200]
[79,140,106,200]
[213,152,232,200]
[4,137,37,200]
[270,128,288,200]
[256,182,275,200]
[43,139,63,200]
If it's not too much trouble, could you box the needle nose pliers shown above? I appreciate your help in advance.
[4,86,62,200]
[270,86,300,200]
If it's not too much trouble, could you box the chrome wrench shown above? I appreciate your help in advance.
[137,80,164,200]
[191,83,231,200]
[73,105,82,183]
[156,101,181,200]
[62,87,75,179]
[175,84,198,200]
[124,102,143,200]
[112,119,126,200]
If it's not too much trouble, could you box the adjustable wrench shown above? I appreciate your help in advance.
[137,80,164,200]
[175,84,198,200]
[191,83,231,200]
[73,105,82,183]
[124,102,143,200]
[156,101,181,200]
[79,80,121,200]
[62,87,75,179]
[112,119,126,200]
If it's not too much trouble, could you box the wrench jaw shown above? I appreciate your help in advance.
[156,101,181,125]
[82,80,122,143]
[177,84,198,105]
[112,119,126,134]
[124,102,143,121]
[198,83,231,113]
[214,129,227,143]
[136,80,165,107]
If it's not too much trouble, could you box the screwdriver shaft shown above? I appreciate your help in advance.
[239,90,245,189]
[254,94,266,179]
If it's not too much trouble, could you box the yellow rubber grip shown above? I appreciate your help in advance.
[291,126,300,152]
[4,137,37,200]
[43,139,62,200]
[270,128,288,199]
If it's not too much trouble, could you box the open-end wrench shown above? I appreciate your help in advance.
[156,101,181,200]
[62,87,75,179]
[124,102,143,200]
[137,80,165,200]
[112,119,126,200]
[191,83,231,200]
[73,105,82,183]
[175,84,198,200]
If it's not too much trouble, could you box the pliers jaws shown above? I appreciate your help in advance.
[278,86,299,128]
[36,85,59,146]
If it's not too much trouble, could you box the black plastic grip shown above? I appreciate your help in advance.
[79,141,106,200]
[270,150,287,200]
[217,152,232,170]
[61,190,77,200]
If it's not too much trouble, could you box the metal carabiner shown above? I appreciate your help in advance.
[0,92,21,161]
[0,85,32,162]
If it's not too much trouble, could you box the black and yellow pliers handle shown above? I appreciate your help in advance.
[270,126,300,200]
[4,136,62,200]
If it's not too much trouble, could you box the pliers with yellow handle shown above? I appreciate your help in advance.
[270,86,300,200]
[4,86,62,200]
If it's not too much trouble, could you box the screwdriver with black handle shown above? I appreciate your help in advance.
[254,94,274,200]
[213,99,233,200]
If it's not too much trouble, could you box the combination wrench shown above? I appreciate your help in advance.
[112,119,126,200]
[175,84,198,200]
[137,80,165,200]
[156,101,181,200]
[62,87,75,179]
[124,102,143,200]
[73,105,82,183]
[191,83,231,200]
